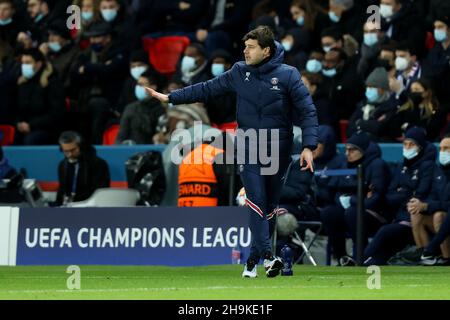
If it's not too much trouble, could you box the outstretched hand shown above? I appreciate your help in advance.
[145,87,169,103]
[300,148,314,172]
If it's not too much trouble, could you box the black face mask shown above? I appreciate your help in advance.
[409,92,424,105]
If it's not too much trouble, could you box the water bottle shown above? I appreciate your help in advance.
[281,245,293,276]
[231,245,241,264]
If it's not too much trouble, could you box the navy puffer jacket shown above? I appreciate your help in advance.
[169,42,318,149]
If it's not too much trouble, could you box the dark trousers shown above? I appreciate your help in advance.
[320,205,384,259]
[364,222,414,265]
[427,208,450,255]
[240,157,290,263]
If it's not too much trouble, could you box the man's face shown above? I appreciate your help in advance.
[345,145,363,162]
[21,54,42,72]
[243,39,270,65]
[90,34,110,46]
[184,46,205,66]
[440,138,450,153]
[323,50,340,69]
[403,139,419,151]
[61,141,81,162]
[82,0,94,12]
[100,0,119,11]
[49,34,65,45]
[0,2,14,20]
[321,36,340,52]
[27,0,42,19]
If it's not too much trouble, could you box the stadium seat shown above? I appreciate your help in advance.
[103,124,120,145]
[339,120,349,143]
[0,125,15,146]
[425,31,435,51]
[142,36,190,78]
[66,188,140,207]
[218,121,238,134]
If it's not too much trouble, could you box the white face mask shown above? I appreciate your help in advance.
[439,151,450,166]
[181,56,196,74]
[130,66,147,80]
[380,4,394,19]
[395,56,409,71]
[403,147,419,160]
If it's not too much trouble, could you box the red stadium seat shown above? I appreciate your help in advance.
[0,125,15,146]
[425,31,435,51]
[142,36,190,78]
[218,122,238,134]
[102,124,120,145]
[339,120,349,143]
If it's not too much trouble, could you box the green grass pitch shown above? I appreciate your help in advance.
[0,265,449,300]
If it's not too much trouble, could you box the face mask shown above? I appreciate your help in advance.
[365,87,380,103]
[395,56,409,71]
[0,18,12,26]
[328,11,340,23]
[339,195,351,209]
[21,63,35,79]
[323,45,332,53]
[48,41,62,52]
[81,11,94,22]
[380,4,394,19]
[34,13,44,23]
[130,66,147,80]
[408,92,424,105]
[211,63,225,77]
[363,33,378,47]
[439,151,450,166]
[91,43,103,53]
[282,41,293,52]
[181,56,196,74]
[296,16,304,26]
[101,9,118,22]
[403,147,419,160]
[135,85,149,101]
[434,29,448,42]
[322,67,337,78]
[306,59,322,73]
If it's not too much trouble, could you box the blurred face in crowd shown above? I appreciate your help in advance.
[0,1,14,21]
[211,56,231,77]
[434,21,449,43]
[395,49,414,72]
[290,4,305,26]
[82,0,94,12]
[321,36,341,53]
[61,141,81,163]
[301,75,317,96]
[403,139,419,152]
[363,22,382,46]
[89,34,111,49]
[27,0,47,20]
[100,0,120,22]
[243,38,270,65]
[323,50,341,70]
[409,81,429,105]
[380,0,401,19]
[21,54,42,74]
[48,34,66,48]
[328,0,345,19]
[345,144,363,163]
[440,138,450,153]
[379,49,395,68]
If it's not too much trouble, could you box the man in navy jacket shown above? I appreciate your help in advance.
[147,26,318,278]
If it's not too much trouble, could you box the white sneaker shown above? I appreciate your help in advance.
[242,264,258,278]
[264,256,283,278]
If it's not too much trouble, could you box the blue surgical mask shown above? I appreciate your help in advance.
[130,66,147,80]
[282,41,293,52]
[328,11,340,23]
[296,16,304,26]
[81,11,94,22]
[306,59,322,73]
[34,13,44,23]
[21,63,35,79]
[211,63,225,77]
[181,56,196,74]
[101,9,118,22]
[403,147,419,160]
[135,85,149,101]
[48,41,62,52]
[364,33,379,47]
[322,67,337,78]
[365,87,380,103]
[0,18,12,26]
[434,29,448,42]
[323,45,332,53]
[339,195,351,209]
[439,151,450,166]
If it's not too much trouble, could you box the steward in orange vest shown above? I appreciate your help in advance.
[178,142,229,207]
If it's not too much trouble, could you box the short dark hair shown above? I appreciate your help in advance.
[242,26,276,55]
[59,131,82,146]
[320,27,343,42]
[22,48,46,64]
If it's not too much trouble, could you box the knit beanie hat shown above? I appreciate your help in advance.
[346,132,371,153]
[404,126,427,150]
[365,67,390,91]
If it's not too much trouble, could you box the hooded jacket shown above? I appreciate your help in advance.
[335,141,391,220]
[169,42,318,150]
[423,163,450,215]
[386,142,437,222]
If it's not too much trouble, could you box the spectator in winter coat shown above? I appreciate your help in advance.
[364,126,437,265]
[321,131,391,265]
